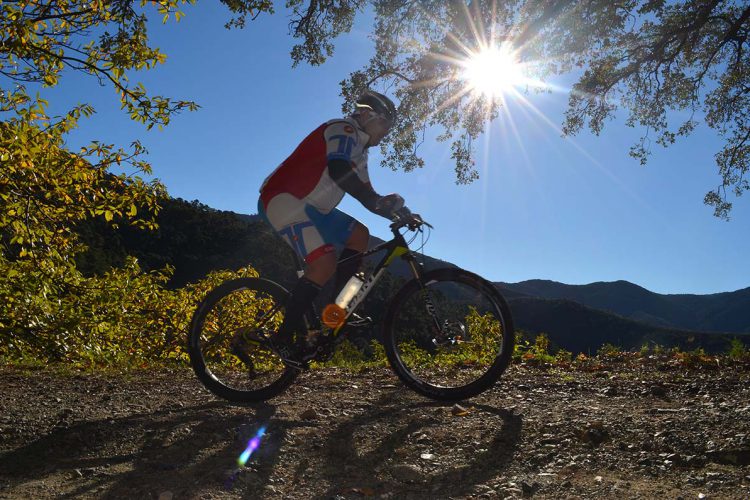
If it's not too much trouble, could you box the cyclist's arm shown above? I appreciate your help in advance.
[328,159,391,218]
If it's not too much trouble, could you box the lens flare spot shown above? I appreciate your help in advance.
[237,426,266,467]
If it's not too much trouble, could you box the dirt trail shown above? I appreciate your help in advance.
[1,364,749,499]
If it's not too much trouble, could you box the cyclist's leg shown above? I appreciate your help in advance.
[345,221,369,252]
[259,195,337,351]
[335,222,368,293]
[258,195,337,284]
[305,206,368,295]
[302,252,337,286]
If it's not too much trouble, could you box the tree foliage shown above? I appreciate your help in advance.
[0,0,274,364]
[282,0,750,218]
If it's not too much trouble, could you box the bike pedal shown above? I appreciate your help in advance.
[347,313,373,328]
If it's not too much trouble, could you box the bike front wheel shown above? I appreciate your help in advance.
[383,268,514,401]
[188,277,299,403]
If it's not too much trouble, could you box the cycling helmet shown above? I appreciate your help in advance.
[354,90,397,125]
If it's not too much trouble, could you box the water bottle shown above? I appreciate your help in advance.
[335,272,365,307]
[322,272,365,328]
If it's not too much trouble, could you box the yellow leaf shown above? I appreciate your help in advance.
[128,204,137,216]
[104,210,113,222]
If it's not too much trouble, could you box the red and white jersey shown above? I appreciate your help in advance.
[259,117,371,214]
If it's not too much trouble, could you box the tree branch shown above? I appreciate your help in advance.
[29,8,95,23]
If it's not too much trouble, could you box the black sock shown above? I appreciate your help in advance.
[277,277,321,343]
[334,248,363,295]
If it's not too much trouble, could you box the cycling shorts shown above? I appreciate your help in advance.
[257,193,358,264]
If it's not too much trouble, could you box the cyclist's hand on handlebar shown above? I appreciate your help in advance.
[391,207,427,230]
[375,193,405,217]
[391,205,412,221]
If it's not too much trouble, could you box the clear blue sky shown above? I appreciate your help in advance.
[42,3,749,295]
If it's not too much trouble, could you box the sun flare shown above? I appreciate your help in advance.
[462,44,525,98]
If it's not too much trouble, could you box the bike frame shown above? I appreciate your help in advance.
[295,223,428,338]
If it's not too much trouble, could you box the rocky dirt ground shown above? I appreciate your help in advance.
[1,362,749,499]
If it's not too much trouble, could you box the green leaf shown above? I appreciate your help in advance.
[104,210,113,222]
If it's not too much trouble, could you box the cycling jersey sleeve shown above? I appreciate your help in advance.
[324,121,360,163]
[328,159,387,216]
[323,121,390,218]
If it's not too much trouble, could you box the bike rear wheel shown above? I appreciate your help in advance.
[188,277,299,402]
[383,268,514,401]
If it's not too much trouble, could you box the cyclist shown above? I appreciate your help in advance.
[257,90,411,367]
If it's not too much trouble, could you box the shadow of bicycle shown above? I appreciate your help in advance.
[1,382,521,499]
[309,391,522,499]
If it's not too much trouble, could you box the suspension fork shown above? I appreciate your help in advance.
[403,254,445,339]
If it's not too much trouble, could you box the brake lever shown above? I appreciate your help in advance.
[390,212,433,231]
[408,214,433,231]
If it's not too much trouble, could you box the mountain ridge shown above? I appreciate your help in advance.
[494,279,750,334]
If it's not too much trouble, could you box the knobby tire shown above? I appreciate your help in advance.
[382,268,514,401]
[188,277,299,403]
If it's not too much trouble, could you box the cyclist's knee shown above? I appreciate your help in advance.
[347,222,369,252]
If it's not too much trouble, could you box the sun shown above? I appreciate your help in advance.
[462,44,525,98]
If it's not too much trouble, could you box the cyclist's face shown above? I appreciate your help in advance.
[362,112,392,146]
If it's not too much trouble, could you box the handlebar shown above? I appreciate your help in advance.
[389,208,433,232]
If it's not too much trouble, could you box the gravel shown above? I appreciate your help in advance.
[0,363,748,499]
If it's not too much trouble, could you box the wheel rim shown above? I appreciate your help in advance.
[195,286,289,393]
[390,278,509,391]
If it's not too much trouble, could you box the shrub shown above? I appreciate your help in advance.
[598,343,623,358]
[639,342,650,356]
[728,338,748,360]
[320,339,367,369]
[366,339,388,367]
[513,331,532,362]
[519,333,555,365]
[554,349,573,364]
[0,258,260,368]
[673,347,714,368]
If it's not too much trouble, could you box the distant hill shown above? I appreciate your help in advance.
[76,198,299,288]
[496,279,750,334]
[76,198,749,354]
[506,297,736,355]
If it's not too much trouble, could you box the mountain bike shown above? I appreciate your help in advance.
[188,213,514,402]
